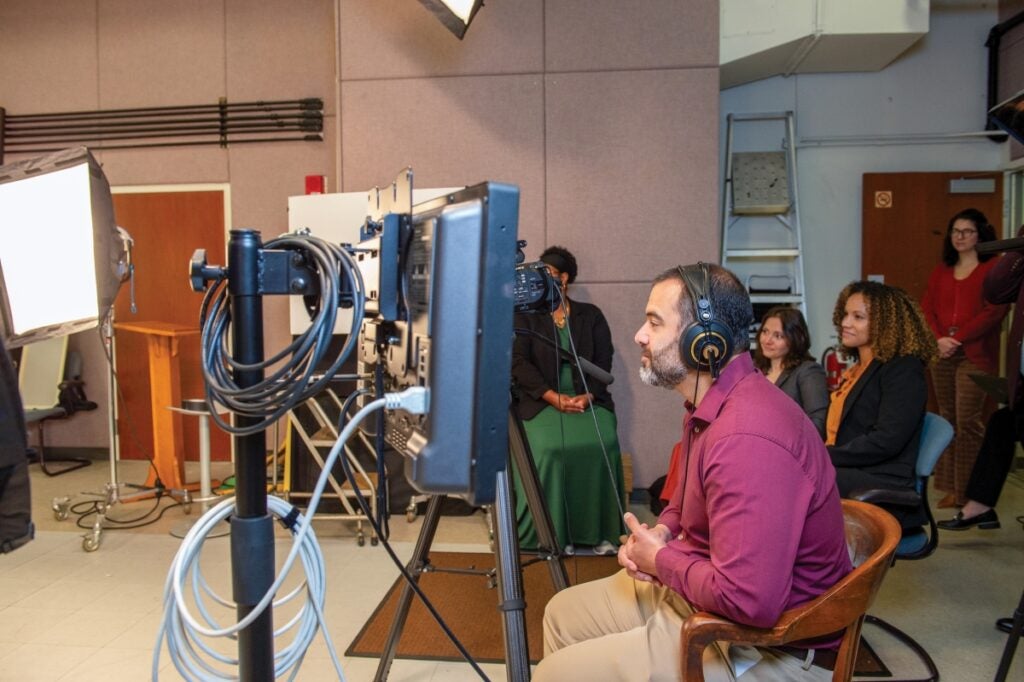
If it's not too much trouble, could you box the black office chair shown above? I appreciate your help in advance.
[19,336,96,477]
[851,411,953,682]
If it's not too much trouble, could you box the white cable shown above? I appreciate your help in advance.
[153,393,423,681]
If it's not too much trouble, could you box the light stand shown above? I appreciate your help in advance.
[188,228,312,680]
[226,229,276,681]
[53,306,192,552]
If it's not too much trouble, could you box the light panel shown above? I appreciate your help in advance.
[0,147,126,347]
[417,0,484,39]
[0,164,99,336]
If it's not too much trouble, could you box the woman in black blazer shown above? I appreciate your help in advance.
[753,306,828,437]
[826,281,938,528]
[511,246,624,554]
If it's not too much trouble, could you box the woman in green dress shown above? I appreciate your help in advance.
[511,246,624,555]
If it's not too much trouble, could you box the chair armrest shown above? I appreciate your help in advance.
[680,605,834,681]
[848,487,921,508]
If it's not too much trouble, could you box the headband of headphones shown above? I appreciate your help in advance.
[678,264,714,326]
[676,262,732,378]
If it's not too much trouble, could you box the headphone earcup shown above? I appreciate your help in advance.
[680,319,732,370]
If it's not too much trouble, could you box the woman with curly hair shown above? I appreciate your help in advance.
[826,280,938,528]
[753,306,828,437]
[920,208,1008,509]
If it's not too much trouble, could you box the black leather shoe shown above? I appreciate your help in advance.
[937,509,1001,531]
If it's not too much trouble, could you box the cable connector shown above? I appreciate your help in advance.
[384,386,430,414]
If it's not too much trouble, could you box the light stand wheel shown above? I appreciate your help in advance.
[52,496,70,521]
[82,530,101,552]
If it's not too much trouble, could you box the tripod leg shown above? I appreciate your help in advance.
[508,411,569,591]
[994,588,1024,682]
[374,493,445,681]
[493,468,530,682]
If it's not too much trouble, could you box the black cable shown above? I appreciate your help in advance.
[198,234,365,436]
[333,397,489,681]
[330,387,391,542]
[546,305,578,577]
[560,311,626,524]
[71,495,186,530]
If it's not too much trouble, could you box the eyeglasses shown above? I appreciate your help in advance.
[951,228,977,238]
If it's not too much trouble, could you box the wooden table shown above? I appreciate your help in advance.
[114,321,200,490]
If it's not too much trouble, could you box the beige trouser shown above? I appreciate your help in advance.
[533,570,833,682]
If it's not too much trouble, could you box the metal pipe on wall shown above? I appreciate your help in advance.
[0,98,323,159]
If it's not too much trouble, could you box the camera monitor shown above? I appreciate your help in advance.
[0,147,127,348]
[359,181,519,505]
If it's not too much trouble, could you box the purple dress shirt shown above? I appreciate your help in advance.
[654,353,852,629]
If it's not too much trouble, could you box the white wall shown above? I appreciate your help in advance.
[721,5,1006,357]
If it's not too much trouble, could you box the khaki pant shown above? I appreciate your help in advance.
[534,570,833,682]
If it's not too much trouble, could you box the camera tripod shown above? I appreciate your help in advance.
[995,586,1024,682]
[373,410,570,682]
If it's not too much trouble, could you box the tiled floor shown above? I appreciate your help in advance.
[2,460,514,681]
[3,459,1023,681]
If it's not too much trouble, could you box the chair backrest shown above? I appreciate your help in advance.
[916,412,953,484]
[897,412,952,559]
[17,336,68,410]
[680,499,902,682]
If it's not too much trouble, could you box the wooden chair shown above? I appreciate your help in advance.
[679,499,901,681]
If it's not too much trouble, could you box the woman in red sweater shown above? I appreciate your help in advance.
[920,208,1008,508]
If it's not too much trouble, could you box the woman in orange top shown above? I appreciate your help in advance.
[826,281,938,528]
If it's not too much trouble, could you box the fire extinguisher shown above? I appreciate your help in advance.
[821,345,849,392]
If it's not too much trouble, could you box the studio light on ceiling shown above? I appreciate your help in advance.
[989,88,1024,145]
[418,0,484,39]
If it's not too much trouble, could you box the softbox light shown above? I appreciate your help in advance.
[418,0,484,39]
[0,147,130,348]
[989,87,1024,145]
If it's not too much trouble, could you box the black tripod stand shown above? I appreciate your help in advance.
[994,587,1023,682]
[373,410,570,682]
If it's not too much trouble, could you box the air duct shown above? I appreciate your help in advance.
[721,0,929,89]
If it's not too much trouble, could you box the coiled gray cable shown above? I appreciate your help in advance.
[154,397,388,681]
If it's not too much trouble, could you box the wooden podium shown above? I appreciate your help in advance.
[115,321,200,490]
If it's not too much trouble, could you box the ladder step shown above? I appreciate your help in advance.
[723,111,805,316]
[726,248,800,258]
[749,294,804,304]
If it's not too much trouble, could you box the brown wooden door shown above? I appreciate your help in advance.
[862,172,1003,302]
[111,190,229,462]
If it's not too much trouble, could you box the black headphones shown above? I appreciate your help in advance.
[677,262,732,379]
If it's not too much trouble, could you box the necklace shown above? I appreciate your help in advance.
[553,303,570,328]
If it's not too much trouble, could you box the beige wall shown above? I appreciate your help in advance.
[1,0,720,488]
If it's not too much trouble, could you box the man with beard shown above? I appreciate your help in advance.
[533,264,852,682]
